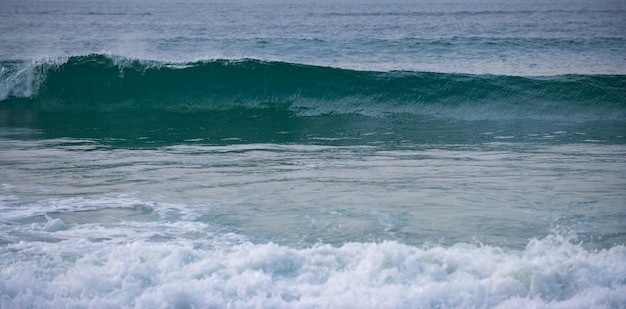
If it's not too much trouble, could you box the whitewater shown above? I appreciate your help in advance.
[1,0,626,308]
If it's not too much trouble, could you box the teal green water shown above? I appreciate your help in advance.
[2,55,624,147]
[5,55,626,114]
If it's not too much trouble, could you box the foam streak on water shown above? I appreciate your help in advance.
[1,140,625,246]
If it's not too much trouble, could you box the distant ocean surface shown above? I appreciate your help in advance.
[1,0,626,308]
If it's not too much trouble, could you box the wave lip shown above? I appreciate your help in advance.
[1,54,625,122]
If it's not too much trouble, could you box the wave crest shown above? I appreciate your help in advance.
[1,54,624,112]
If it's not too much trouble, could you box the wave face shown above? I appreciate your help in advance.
[1,54,625,145]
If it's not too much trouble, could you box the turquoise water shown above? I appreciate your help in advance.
[1,0,626,308]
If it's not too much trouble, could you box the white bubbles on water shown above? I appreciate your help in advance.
[1,233,624,308]
[42,215,67,232]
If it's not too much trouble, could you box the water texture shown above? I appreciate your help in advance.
[1,0,625,308]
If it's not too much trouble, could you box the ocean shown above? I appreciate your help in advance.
[1,0,625,308]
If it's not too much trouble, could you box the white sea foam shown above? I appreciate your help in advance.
[0,60,49,100]
[42,215,68,232]
[1,232,624,308]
